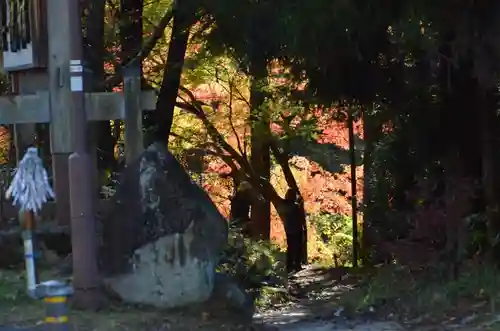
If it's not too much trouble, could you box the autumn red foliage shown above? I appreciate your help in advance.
[203,108,364,244]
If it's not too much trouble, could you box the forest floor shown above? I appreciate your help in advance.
[266,264,500,331]
[1,263,500,331]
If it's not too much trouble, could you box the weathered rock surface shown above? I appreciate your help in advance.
[100,142,228,308]
[209,273,255,320]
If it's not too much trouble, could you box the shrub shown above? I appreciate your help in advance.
[217,227,289,308]
[309,212,354,266]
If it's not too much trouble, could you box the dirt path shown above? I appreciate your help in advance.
[253,265,500,331]
[254,266,406,331]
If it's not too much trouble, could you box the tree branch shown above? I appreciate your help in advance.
[103,8,175,89]
[175,99,285,209]
[269,139,300,193]
[227,82,246,158]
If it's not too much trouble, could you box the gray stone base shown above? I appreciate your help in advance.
[104,228,216,308]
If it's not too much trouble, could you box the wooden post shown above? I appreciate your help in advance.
[67,0,107,309]
[123,66,143,164]
[47,0,74,226]
[0,91,156,126]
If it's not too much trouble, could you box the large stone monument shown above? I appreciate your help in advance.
[100,143,228,308]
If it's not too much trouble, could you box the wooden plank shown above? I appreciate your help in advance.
[0,199,115,225]
[84,92,122,121]
[0,90,155,125]
[85,90,156,121]
[0,92,50,124]
[123,66,144,163]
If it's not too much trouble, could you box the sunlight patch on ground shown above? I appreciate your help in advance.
[279,321,405,331]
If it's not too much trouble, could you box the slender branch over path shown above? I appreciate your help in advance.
[103,8,174,89]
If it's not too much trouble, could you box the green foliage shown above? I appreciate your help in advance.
[266,85,322,143]
[217,228,289,307]
[124,0,500,273]
[143,0,173,24]
[309,213,354,266]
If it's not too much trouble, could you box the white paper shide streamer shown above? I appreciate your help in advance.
[5,147,55,297]
[5,147,55,213]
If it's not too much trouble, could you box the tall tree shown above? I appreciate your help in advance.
[202,0,288,239]
[120,0,143,65]
[84,0,115,192]
[153,0,196,145]
[248,60,271,238]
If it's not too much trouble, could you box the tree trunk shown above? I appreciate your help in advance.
[120,0,143,64]
[249,60,271,239]
[84,0,114,197]
[347,110,359,267]
[441,146,471,280]
[178,97,293,240]
[153,3,194,146]
[360,110,382,265]
[269,141,307,264]
[480,88,500,260]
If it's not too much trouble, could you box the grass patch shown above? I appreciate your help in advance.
[0,269,259,331]
[0,270,43,326]
[0,270,162,329]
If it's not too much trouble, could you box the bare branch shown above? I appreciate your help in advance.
[175,98,284,207]
[103,8,175,89]
[227,81,246,158]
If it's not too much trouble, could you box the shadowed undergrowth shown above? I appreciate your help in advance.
[288,261,500,329]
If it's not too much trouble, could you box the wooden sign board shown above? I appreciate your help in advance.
[0,0,47,71]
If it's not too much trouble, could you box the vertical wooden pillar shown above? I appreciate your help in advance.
[123,66,143,164]
[51,154,71,224]
[47,0,74,225]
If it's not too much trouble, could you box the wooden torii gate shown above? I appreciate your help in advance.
[0,0,153,225]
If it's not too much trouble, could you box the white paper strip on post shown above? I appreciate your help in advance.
[70,65,83,72]
[70,76,83,91]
